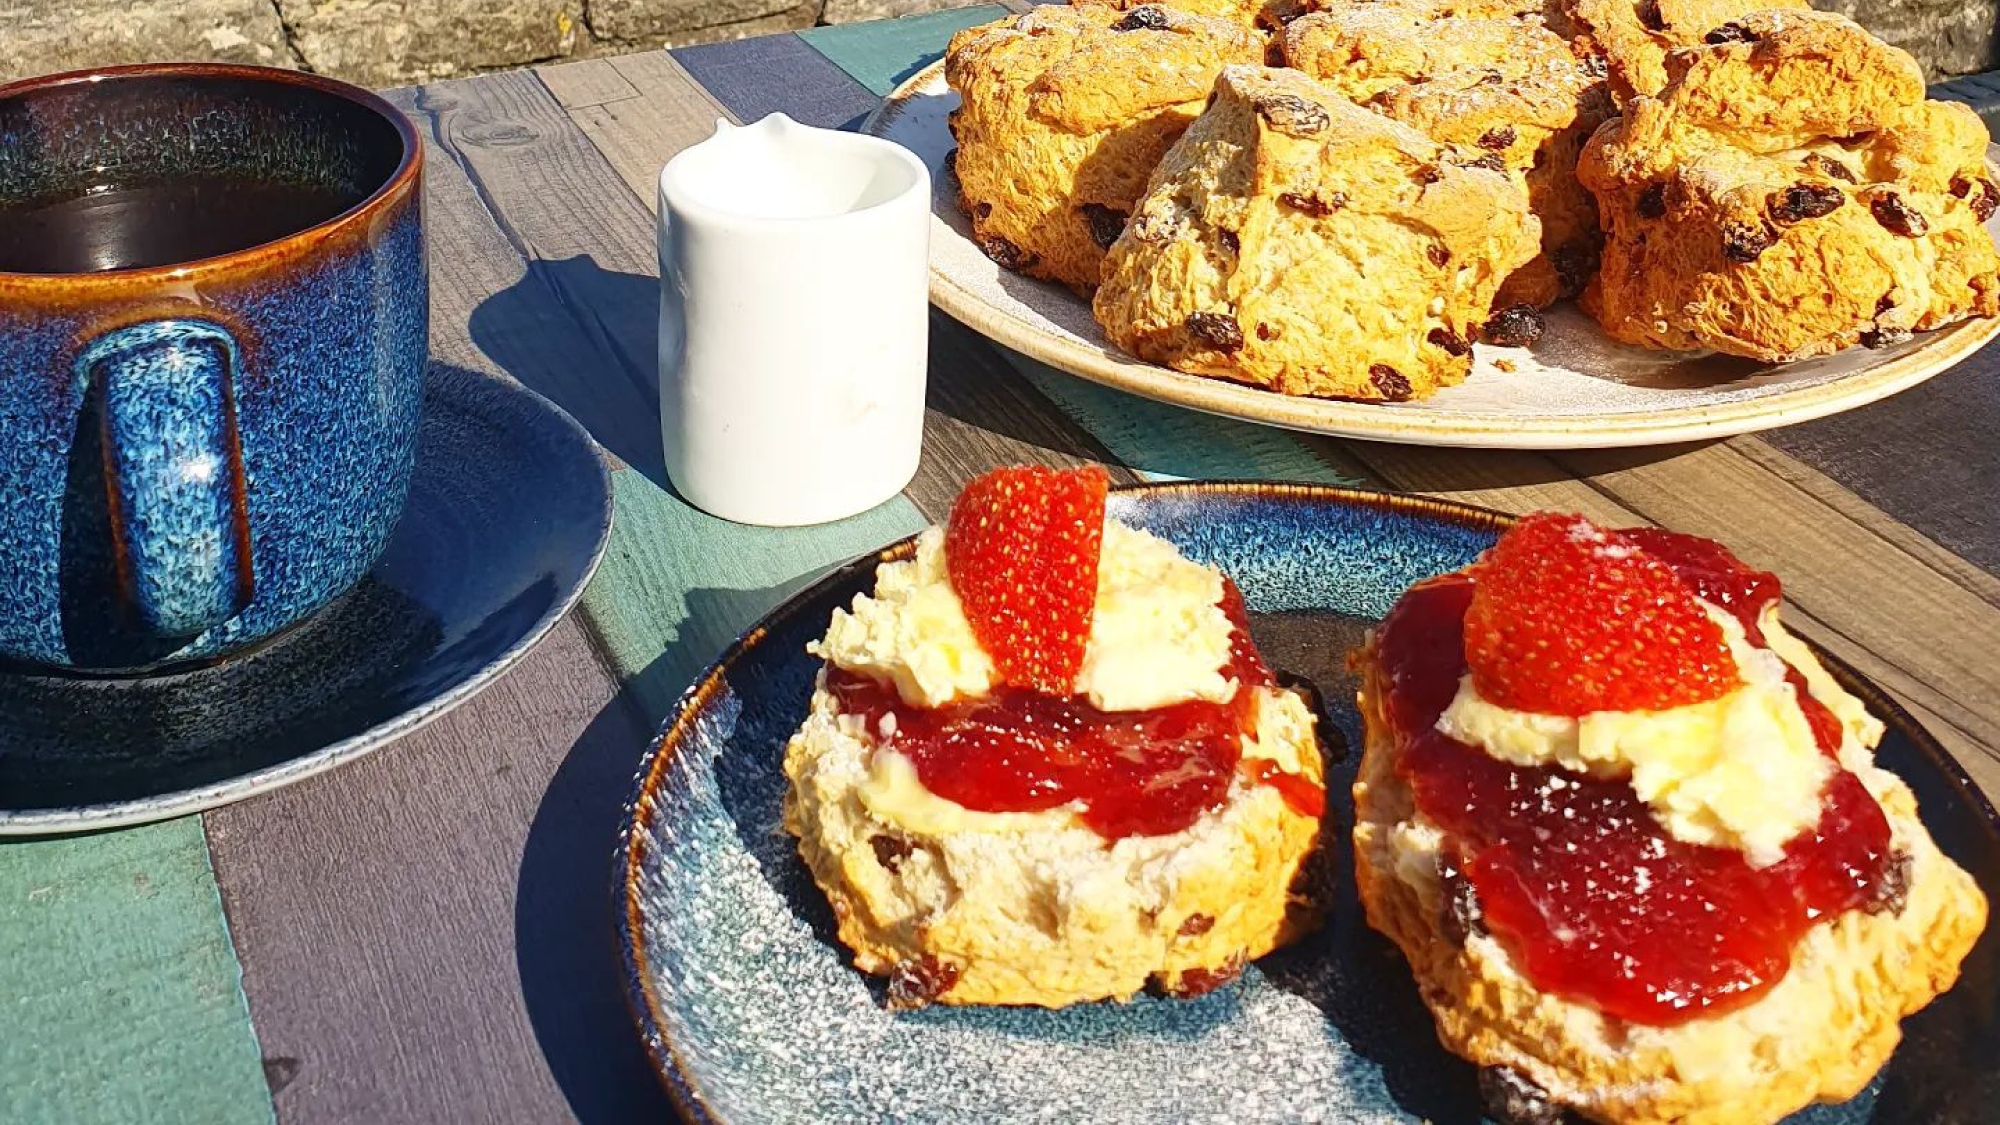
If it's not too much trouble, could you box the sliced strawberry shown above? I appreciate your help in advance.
[945,465,1108,694]
[1464,513,1739,715]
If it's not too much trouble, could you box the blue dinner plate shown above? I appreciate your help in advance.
[618,483,1999,1124]
[0,364,612,834]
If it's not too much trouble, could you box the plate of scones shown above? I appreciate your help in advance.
[619,468,1997,1124]
[861,0,2000,447]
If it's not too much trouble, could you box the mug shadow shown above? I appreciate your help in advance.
[468,254,672,491]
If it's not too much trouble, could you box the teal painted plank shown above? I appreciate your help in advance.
[580,469,928,721]
[1010,355,1372,486]
[0,818,271,1125]
[797,5,1012,95]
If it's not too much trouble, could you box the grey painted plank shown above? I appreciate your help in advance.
[390,78,668,485]
[1761,344,2000,578]
[672,33,881,130]
[538,58,641,109]
[207,612,674,1124]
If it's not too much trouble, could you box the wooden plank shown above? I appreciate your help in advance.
[796,5,1011,96]
[907,318,1141,516]
[1760,349,2000,577]
[206,611,675,1124]
[564,53,740,206]
[0,818,272,1125]
[536,58,640,109]
[380,85,663,479]
[672,33,882,130]
[1010,355,1379,486]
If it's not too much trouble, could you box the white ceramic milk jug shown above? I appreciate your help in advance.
[657,113,931,526]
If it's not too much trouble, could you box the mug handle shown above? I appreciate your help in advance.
[76,319,253,638]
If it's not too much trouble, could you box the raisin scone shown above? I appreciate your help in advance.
[1578,10,2000,361]
[1567,0,1810,102]
[1283,2,1612,307]
[1093,66,1538,401]
[944,5,1264,295]
[784,466,1327,1009]
[1354,513,1988,1125]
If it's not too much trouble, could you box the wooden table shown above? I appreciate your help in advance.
[6,9,1999,1122]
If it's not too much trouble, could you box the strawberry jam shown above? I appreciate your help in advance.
[827,581,1321,839]
[1377,539,1894,1027]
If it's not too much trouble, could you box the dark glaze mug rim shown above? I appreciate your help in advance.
[0,62,421,287]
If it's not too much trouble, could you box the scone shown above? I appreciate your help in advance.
[1567,0,1810,102]
[1353,512,1988,1125]
[1282,2,1612,306]
[783,466,1326,1008]
[1578,10,2000,361]
[1093,66,1539,401]
[944,5,1264,294]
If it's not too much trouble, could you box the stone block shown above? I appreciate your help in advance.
[591,0,819,41]
[0,0,292,85]
[821,0,989,24]
[1823,0,1999,80]
[275,0,582,87]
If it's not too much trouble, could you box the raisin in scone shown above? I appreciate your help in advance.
[784,467,1327,1009]
[1567,0,1810,102]
[1283,3,1611,306]
[1354,513,1988,1125]
[944,5,1264,295]
[1578,10,2000,361]
[1072,0,1286,33]
[1093,66,1538,401]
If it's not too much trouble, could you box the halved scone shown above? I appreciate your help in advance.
[783,467,1327,1008]
[1353,513,1987,1125]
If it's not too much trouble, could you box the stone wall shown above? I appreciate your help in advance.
[0,0,1992,89]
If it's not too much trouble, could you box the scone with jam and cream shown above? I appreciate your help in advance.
[783,466,1326,1009]
[1353,513,1987,1125]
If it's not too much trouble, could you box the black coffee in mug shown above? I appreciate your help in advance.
[0,176,368,274]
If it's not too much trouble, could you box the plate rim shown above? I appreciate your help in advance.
[615,480,2000,1122]
[0,366,616,835]
[865,60,2000,450]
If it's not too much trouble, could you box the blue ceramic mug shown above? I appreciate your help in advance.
[0,64,427,672]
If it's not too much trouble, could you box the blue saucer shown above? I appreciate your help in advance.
[619,483,2000,1125]
[0,364,612,834]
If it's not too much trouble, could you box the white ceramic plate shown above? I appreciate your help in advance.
[864,62,2000,449]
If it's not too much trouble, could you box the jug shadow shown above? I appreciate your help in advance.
[469,254,672,490]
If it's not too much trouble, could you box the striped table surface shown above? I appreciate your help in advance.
[7,8,2000,1123]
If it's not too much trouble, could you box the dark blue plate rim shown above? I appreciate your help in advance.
[0,368,614,835]
[614,480,2000,1124]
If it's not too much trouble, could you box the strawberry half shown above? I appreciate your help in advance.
[1464,513,1740,715]
[946,465,1108,694]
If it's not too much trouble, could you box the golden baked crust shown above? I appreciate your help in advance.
[1282,3,1611,306]
[1092,65,1538,401]
[783,680,1325,1008]
[1567,0,1810,102]
[944,5,1265,295]
[1351,644,1990,1125]
[1577,10,2000,361]
[1274,0,1572,32]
